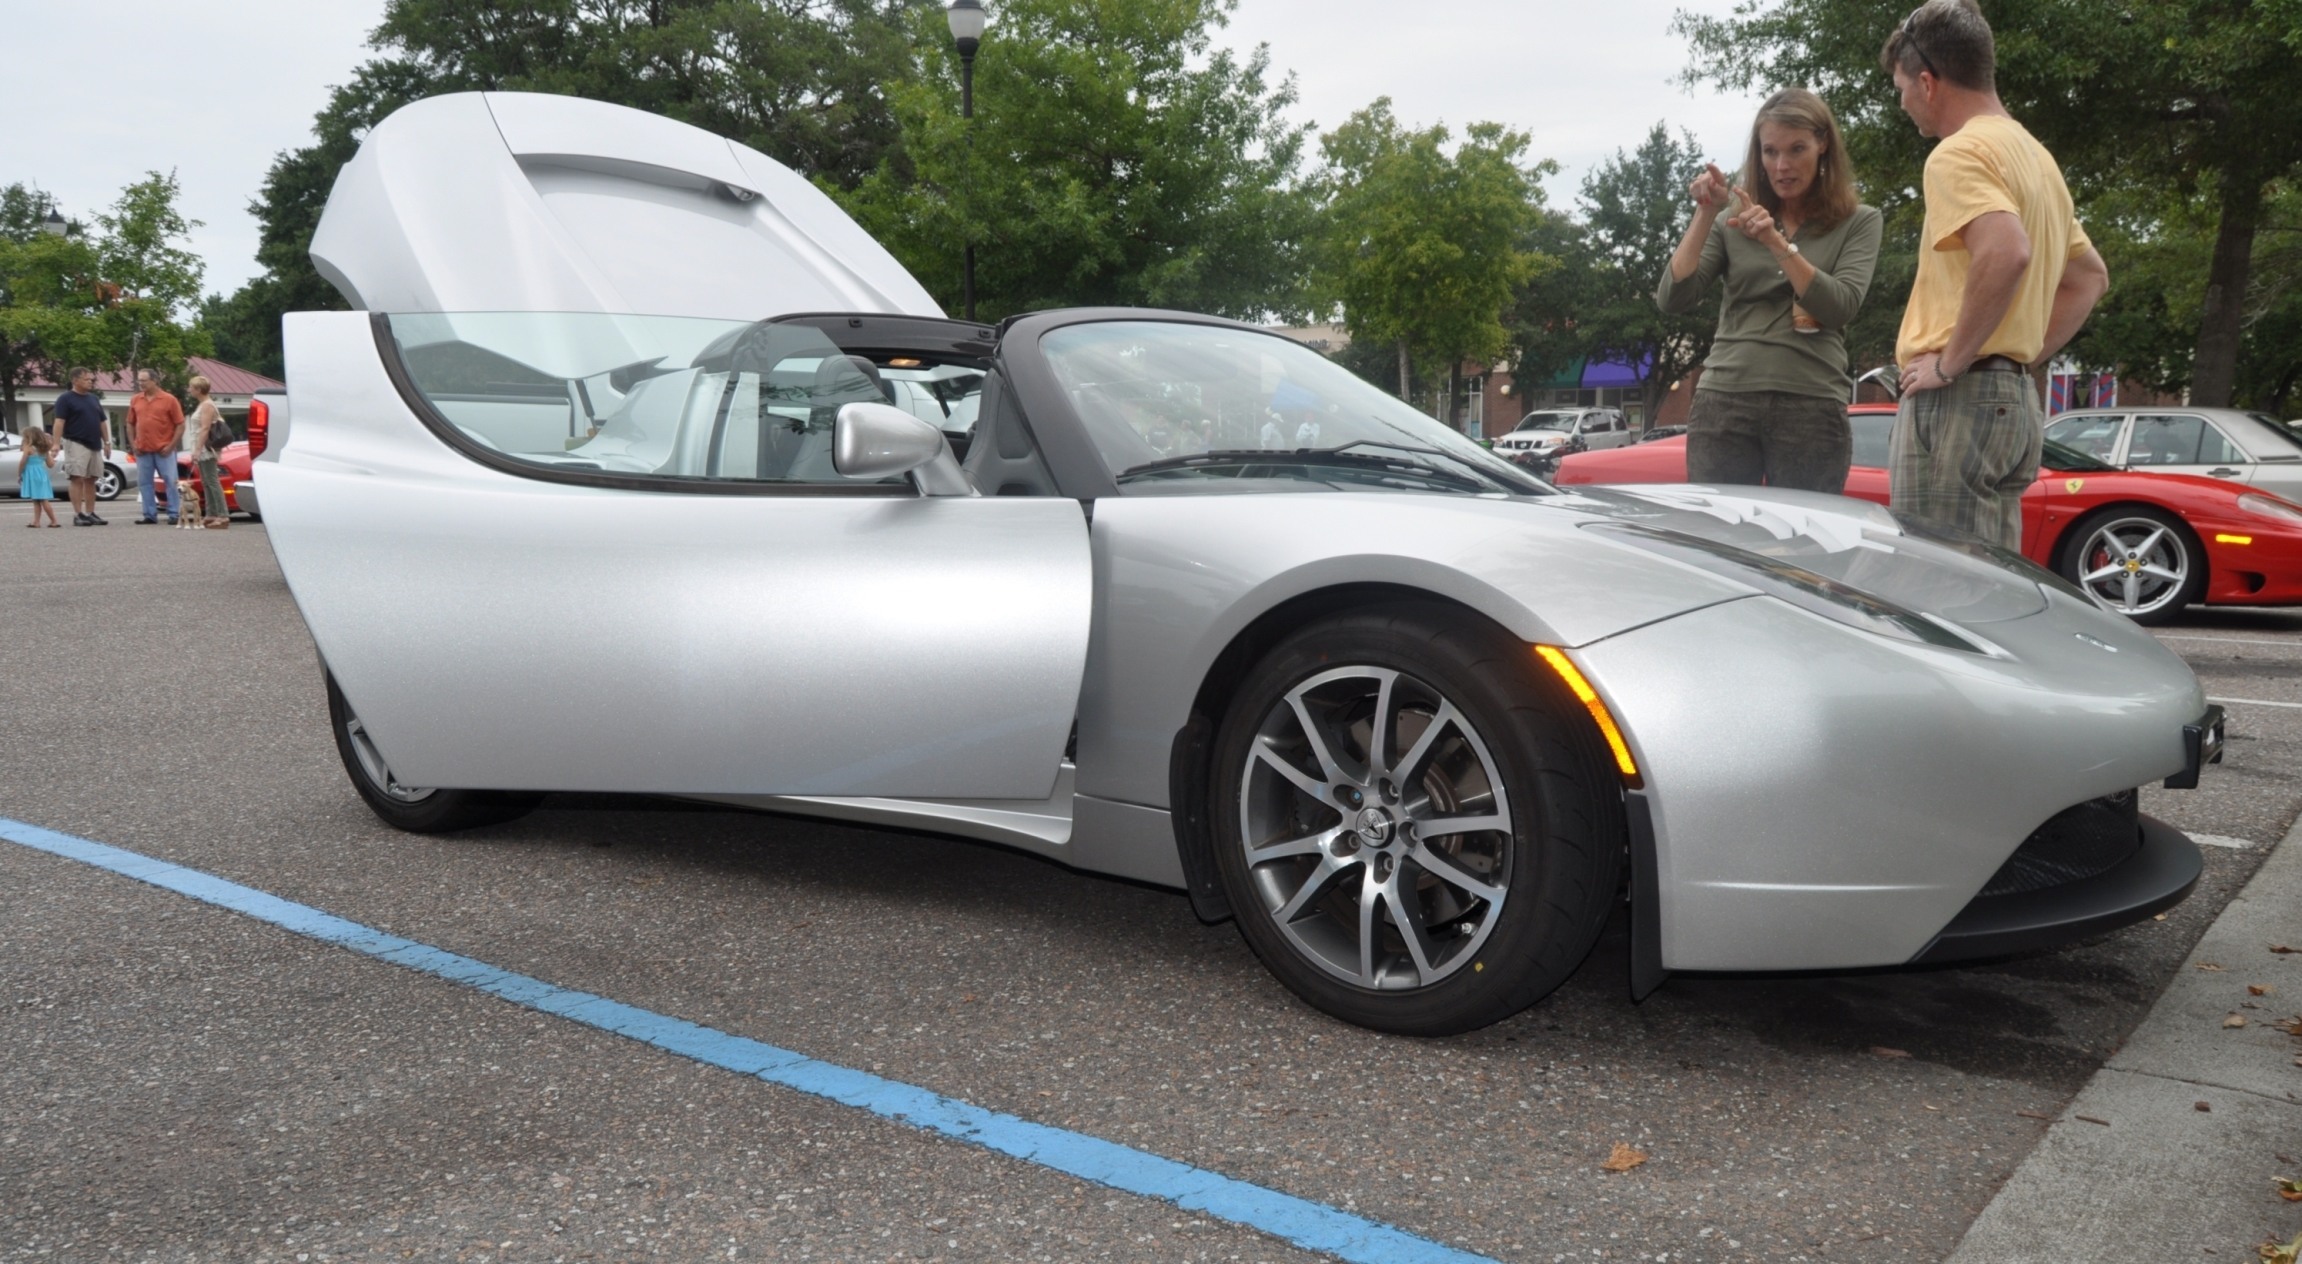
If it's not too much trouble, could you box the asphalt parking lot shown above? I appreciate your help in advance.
[4,522,2297,1263]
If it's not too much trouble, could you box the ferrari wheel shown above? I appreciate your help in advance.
[1210,604,1622,1035]
[327,673,542,833]
[2060,507,2203,625]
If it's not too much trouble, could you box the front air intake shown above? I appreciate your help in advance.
[1979,790,2141,898]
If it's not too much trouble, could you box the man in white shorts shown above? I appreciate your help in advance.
[50,367,112,526]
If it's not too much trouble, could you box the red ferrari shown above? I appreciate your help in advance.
[1554,403,2302,624]
[142,441,253,516]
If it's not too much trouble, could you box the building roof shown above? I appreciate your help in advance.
[182,356,284,395]
[26,356,283,396]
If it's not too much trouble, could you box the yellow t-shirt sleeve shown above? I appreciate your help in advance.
[2068,217,2094,259]
[1922,137,2017,253]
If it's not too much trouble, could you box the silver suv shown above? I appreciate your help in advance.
[1491,408,1632,463]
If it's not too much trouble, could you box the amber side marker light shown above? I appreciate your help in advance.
[2215,533,2253,545]
[1534,645,1641,787]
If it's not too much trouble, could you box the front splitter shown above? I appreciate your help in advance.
[1909,813,2203,964]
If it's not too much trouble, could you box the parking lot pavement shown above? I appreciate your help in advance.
[5,524,2298,1263]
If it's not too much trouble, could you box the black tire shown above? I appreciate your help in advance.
[326,672,543,832]
[2055,505,2205,626]
[1209,602,1623,1035]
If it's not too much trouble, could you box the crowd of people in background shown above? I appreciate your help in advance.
[20,367,232,530]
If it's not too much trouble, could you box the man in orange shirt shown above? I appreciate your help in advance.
[127,369,186,524]
[1881,0,2110,549]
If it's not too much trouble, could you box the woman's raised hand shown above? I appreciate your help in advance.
[1727,201,1785,249]
[1689,162,1733,213]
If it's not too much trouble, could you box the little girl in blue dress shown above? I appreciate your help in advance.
[19,427,60,527]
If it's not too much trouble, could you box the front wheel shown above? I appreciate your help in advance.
[2058,507,2204,625]
[327,673,542,832]
[94,464,124,501]
[1210,604,1623,1035]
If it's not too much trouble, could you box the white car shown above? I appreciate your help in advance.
[260,92,2220,1036]
[2,427,130,502]
[1490,408,1633,463]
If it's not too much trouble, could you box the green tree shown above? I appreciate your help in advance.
[0,175,209,429]
[1676,0,2302,407]
[92,172,212,392]
[1514,125,1713,424]
[847,0,1314,322]
[1310,99,1548,424]
[0,225,107,431]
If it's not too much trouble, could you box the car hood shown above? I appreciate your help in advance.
[310,92,941,321]
[1545,483,2049,624]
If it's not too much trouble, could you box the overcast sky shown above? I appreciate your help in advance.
[1,1,1772,309]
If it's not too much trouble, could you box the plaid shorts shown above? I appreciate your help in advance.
[1887,368,2041,550]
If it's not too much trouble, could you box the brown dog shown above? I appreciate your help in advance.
[177,481,204,529]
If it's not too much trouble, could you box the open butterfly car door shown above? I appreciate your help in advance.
[265,92,1090,801]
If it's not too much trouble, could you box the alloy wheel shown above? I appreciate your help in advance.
[342,715,437,803]
[2075,516,2191,617]
[1236,664,1513,991]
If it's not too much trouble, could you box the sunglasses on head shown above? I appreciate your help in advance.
[1901,10,1941,81]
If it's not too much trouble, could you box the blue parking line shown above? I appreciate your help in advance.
[0,819,1497,1264]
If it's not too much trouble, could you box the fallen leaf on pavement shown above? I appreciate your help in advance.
[2015,1110,2053,1121]
[2154,913,2169,921]
[2075,1114,2111,1126]
[2195,1100,2212,1112]
[2199,962,2227,971]
[2277,1016,2302,1036]
[1870,1046,1913,1059]
[2225,1014,2250,1028]
[2272,945,2299,954]
[2277,1177,2302,1202]
[2261,1229,2301,1264]
[2252,985,2273,996]
[1600,1143,1648,1173]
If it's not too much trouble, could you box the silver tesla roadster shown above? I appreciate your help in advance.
[263,93,2221,1035]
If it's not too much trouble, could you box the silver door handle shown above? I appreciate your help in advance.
[2208,467,2242,477]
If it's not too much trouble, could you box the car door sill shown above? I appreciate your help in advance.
[684,763,1079,854]
[683,766,1189,889]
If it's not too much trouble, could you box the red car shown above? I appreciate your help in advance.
[1554,403,2302,624]
[138,441,253,516]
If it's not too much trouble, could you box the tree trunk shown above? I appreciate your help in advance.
[2191,173,2263,408]
[1396,339,1411,402]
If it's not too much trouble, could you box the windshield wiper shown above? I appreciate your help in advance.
[1118,446,1490,491]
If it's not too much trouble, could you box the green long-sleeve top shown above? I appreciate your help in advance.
[1653,203,1883,402]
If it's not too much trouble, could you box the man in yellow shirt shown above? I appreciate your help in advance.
[1881,0,2109,549]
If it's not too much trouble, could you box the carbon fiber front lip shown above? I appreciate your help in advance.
[1908,814,2202,964]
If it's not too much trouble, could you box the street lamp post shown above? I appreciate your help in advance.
[946,0,986,321]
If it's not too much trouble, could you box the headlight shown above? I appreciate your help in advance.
[1587,522,1987,653]
[2238,492,2302,523]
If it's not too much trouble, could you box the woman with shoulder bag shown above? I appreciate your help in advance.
[1655,87,1883,493]
[183,375,232,528]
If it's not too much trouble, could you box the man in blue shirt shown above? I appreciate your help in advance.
[50,367,112,526]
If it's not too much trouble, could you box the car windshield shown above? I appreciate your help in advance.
[1040,321,1550,496]
[2241,412,2302,456]
[1517,412,1576,432]
[2038,438,2115,473]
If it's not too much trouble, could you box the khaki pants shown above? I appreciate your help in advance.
[1888,369,2041,550]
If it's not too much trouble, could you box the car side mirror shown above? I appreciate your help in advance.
[833,401,974,496]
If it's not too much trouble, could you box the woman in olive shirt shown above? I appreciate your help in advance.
[1656,88,1882,493]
